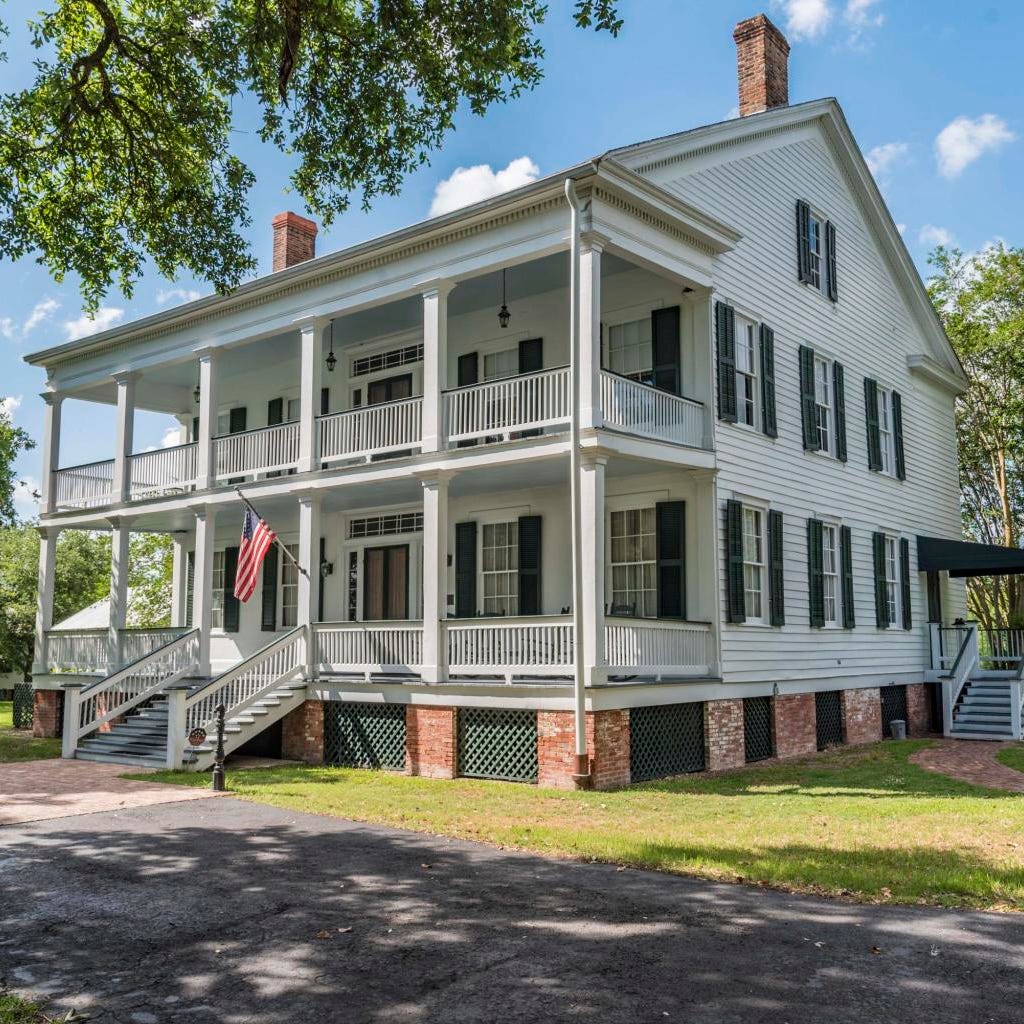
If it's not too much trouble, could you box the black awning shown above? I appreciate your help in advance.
[917,536,1024,578]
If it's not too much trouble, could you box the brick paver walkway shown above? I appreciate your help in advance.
[910,739,1024,793]
[0,758,220,826]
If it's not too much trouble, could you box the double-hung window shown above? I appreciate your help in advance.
[878,385,895,475]
[808,213,824,292]
[814,355,833,453]
[280,544,299,627]
[822,524,839,626]
[884,535,900,627]
[742,507,766,623]
[735,317,759,428]
[483,347,518,382]
[211,551,225,629]
[606,318,654,385]
[609,507,657,617]
[481,522,518,616]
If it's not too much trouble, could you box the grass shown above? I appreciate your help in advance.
[132,739,1024,911]
[0,993,52,1024]
[997,744,1024,775]
[0,701,61,763]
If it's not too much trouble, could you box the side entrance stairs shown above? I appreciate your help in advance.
[950,676,1016,740]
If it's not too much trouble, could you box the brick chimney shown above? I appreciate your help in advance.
[733,14,790,117]
[272,211,318,272]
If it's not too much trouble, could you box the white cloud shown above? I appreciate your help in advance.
[160,426,183,448]
[935,114,1015,179]
[22,297,60,336]
[156,287,202,307]
[774,0,832,41]
[725,105,740,121]
[844,0,884,42]
[865,141,908,179]
[13,476,40,520]
[919,224,954,248]
[895,223,906,236]
[64,306,125,341]
[429,156,540,218]
[0,395,22,420]
[0,317,14,340]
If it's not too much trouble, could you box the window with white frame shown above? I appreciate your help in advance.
[211,551,225,629]
[280,544,299,628]
[286,398,300,422]
[609,507,657,617]
[814,355,833,453]
[878,385,895,475]
[483,347,518,382]
[481,522,518,615]
[742,507,766,622]
[807,210,829,295]
[822,524,839,626]
[884,535,900,626]
[606,318,654,385]
[735,317,758,428]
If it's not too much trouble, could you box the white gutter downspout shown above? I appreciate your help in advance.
[565,178,591,788]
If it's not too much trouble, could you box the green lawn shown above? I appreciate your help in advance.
[0,701,61,763]
[133,739,1024,911]
[997,744,1024,775]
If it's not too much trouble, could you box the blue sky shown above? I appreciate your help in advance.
[1,0,1021,518]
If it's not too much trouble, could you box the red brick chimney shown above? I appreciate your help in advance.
[272,211,318,272]
[733,14,790,117]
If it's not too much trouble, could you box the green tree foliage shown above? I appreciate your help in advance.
[928,243,1024,627]
[127,531,173,628]
[0,401,34,527]
[0,1,621,310]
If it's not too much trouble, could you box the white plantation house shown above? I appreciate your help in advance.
[24,14,1024,787]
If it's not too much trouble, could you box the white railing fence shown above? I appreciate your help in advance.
[213,422,300,481]
[599,372,705,449]
[941,623,978,736]
[46,629,109,674]
[318,397,423,464]
[444,367,571,445]
[604,619,712,676]
[313,622,423,678]
[53,460,115,510]
[128,444,197,500]
[118,628,190,665]
[446,616,574,680]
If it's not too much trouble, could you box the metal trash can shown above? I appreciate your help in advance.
[889,719,907,740]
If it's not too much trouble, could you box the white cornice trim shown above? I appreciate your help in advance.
[907,354,967,395]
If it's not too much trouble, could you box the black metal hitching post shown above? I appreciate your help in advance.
[212,703,226,792]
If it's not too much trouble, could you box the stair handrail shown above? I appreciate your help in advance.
[943,622,978,736]
[1011,652,1024,740]
[67,628,201,749]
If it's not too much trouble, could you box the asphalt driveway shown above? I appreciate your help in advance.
[1,795,1022,1024]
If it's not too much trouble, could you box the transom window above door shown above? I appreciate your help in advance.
[606,318,654,385]
[609,507,657,617]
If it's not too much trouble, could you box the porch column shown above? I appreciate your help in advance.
[194,348,220,490]
[170,534,188,627]
[297,493,322,675]
[111,371,138,503]
[579,236,605,431]
[419,471,451,684]
[192,505,216,675]
[32,526,61,675]
[580,453,607,685]
[108,517,132,671]
[421,281,454,452]
[38,391,63,515]
[298,318,327,474]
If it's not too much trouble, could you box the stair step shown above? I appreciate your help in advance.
[78,737,167,754]
[951,722,1013,735]
[75,749,167,768]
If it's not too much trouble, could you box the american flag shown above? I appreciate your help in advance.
[234,509,276,602]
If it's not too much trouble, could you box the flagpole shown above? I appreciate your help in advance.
[234,486,309,579]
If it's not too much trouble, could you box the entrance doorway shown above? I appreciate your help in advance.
[363,545,410,620]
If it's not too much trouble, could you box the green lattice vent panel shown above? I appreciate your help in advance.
[12,683,34,730]
[880,685,908,738]
[457,708,538,783]
[630,702,706,782]
[743,696,774,763]
[324,702,406,770]
[815,691,844,751]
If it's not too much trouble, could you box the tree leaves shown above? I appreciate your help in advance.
[0,403,34,528]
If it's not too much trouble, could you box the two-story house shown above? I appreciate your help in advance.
[26,14,1016,788]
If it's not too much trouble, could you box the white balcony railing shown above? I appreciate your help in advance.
[599,371,706,449]
[604,618,713,676]
[128,443,197,500]
[53,459,115,510]
[318,397,423,464]
[313,622,423,678]
[46,629,109,673]
[213,422,300,481]
[446,616,575,680]
[444,367,571,445]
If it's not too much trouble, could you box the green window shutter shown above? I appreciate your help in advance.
[454,521,477,617]
[223,546,240,633]
[655,501,686,620]
[768,509,785,626]
[725,499,746,623]
[456,353,479,449]
[517,515,542,616]
[798,344,819,451]
[320,387,330,415]
[872,532,889,628]
[840,525,855,629]
[806,518,825,628]
[652,306,682,395]
[892,390,907,480]
[185,550,195,628]
[261,547,278,632]
[833,361,847,462]
[229,406,247,434]
[759,324,778,438]
[191,416,199,442]
[318,537,326,622]
[518,338,543,374]
[825,220,838,302]
[864,378,883,471]
[266,398,283,426]
[715,301,737,423]
[796,200,813,284]
[900,537,913,630]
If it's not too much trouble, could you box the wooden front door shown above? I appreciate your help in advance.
[362,545,409,620]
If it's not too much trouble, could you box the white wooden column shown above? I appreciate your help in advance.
[108,517,132,670]
[38,391,63,515]
[580,453,607,685]
[421,281,454,452]
[32,526,60,675]
[419,471,451,683]
[579,236,605,431]
[170,534,188,627]
[111,371,138,502]
[298,319,327,473]
[192,506,216,675]
[194,348,220,490]
[298,493,322,674]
